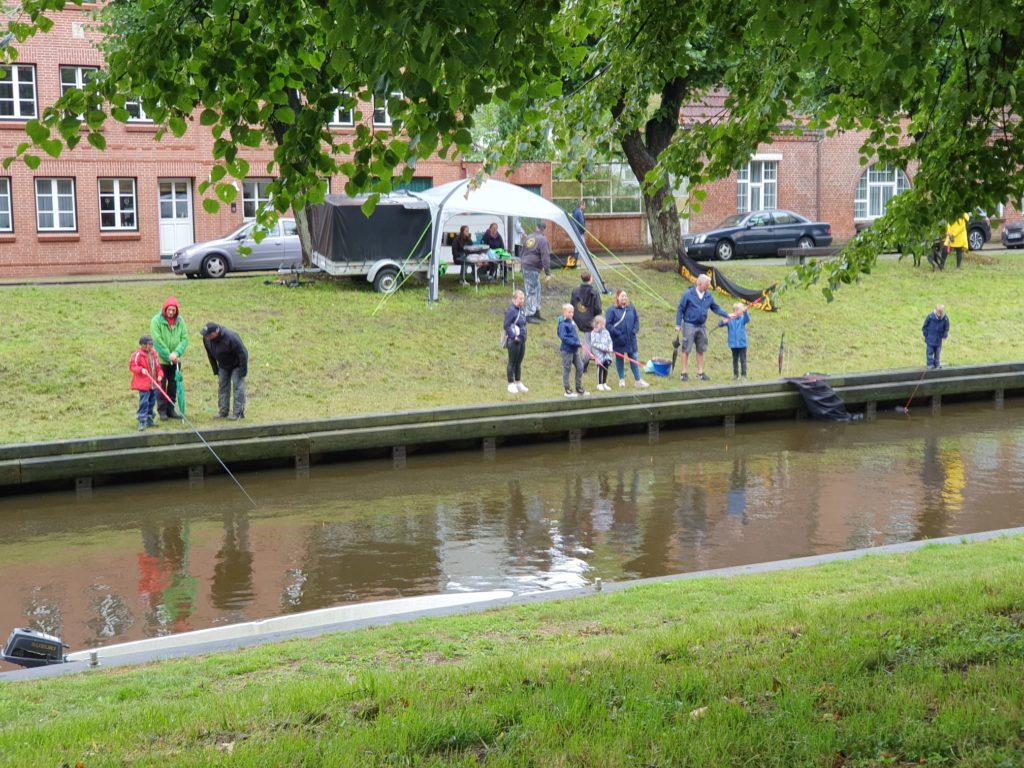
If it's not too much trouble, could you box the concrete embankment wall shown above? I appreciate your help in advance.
[1,363,1022,496]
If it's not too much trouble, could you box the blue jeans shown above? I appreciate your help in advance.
[523,269,541,317]
[136,389,156,425]
[614,349,641,381]
[926,344,942,368]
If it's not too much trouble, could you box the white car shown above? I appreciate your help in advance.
[171,219,303,278]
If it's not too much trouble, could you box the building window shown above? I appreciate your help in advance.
[329,90,354,126]
[736,160,777,212]
[0,65,37,120]
[242,179,273,220]
[59,66,99,95]
[35,178,77,231]
[125,99,151,123]
[373,92,402,127]
[99,178,137,230]
[553,162,643,214]
[393,176,433,193]
[854,163,911,221]
[0,178,11,232]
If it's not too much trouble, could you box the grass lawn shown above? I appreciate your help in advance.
[1,251,1021,444]
[0,535,1021,766]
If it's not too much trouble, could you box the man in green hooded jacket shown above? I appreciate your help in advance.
[150,296,189,420]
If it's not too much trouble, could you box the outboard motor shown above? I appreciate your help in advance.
[2,627,67,668]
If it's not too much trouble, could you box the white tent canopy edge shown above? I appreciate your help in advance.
[411,178,607,303]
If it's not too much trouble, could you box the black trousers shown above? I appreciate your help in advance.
[158,362,179,416]
[731,348,747,377]
[506,339,526,382]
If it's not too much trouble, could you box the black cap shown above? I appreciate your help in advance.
[139,335,153,345]
[200,323,219,337]
[536,222,547,230]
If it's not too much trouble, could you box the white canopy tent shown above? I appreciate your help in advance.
[412,178,606,303]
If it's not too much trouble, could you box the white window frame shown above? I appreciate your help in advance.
[0,177,11,232]
[125,99,152,123]
[98,177,138,231]
[0,65,38,120]
[736,159,778,213]
[329,90,354,126]
[372,92,402,127]
[59,65,99,95]
[35,178,77,232]
[242,179,273,220]
[854,163,911,221]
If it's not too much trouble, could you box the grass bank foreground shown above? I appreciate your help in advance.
[0,536,1021,766]
[2,254,1023,443]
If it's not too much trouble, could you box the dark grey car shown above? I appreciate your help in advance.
[171,219,302,278]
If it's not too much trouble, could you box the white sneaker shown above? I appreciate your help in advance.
[619,379,626,388]
[507,383,518,394]
[516,382,529,393]
[635,379,650,388]
[564,390,578,398]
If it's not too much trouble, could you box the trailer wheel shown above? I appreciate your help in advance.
[373,267,400,294]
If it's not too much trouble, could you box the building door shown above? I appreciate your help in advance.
[158,179,194,256]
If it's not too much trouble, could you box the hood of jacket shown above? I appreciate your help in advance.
[162,296,181,328]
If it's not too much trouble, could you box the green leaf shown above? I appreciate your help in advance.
[87,132,106,150]
[24,154,41,170]
[25,120,48,143]
[200,109,220,126]
[169,116,187,137]
[202,198,221,214]
[40,139,63,158]
[273,107,296,125]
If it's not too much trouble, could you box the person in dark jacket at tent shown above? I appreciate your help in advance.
[922,303,949,369]
[200,322,248,420]
[453,225,474,285]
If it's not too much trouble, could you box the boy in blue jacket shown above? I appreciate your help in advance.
[922,304,949,369]
[557,304,588,397]
[718,302,752,379]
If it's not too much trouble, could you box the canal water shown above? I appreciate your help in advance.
[1,401,1022,663]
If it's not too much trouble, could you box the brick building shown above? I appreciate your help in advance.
[0,8,552,277]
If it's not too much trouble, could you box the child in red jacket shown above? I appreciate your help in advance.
[130,335,163,431]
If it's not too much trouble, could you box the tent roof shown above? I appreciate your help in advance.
[414,179,566,221]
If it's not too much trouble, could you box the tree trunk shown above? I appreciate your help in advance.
[615,77,687,262]
[620,132,682,262]
[294,205,313,269]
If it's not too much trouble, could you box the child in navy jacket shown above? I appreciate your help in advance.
[557,304,588,397]
[922,304,949,369]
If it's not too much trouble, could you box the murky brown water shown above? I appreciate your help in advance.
[1,401,1022,663]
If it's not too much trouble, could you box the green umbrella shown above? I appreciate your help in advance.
[175,363,186,417]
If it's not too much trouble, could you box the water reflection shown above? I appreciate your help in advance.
[1,402,1023,658]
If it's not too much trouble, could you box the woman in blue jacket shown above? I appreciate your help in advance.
[503,290,529,394]
[605,289,649,388]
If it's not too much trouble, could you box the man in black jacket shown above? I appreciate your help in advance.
[200,322,249,420]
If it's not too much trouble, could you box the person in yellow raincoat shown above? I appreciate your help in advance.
[945,213,970,270]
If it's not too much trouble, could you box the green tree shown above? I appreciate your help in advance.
[3,0,567,264]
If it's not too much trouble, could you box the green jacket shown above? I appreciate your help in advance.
[150,297,189,364]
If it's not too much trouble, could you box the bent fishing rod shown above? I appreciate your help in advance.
[144,369,257,508]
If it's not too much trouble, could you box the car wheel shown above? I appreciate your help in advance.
[372,266,400,294]
[967,228,985,251]
[798,236,815,249]
[201,254,228,279]
[714,240,734,261]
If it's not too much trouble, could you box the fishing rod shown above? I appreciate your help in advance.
[143,370,258,508]
[897,366,930,415]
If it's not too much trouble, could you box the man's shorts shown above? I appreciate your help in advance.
[681,322,708,354]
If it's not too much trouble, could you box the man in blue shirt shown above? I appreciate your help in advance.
[674,273,730,382]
